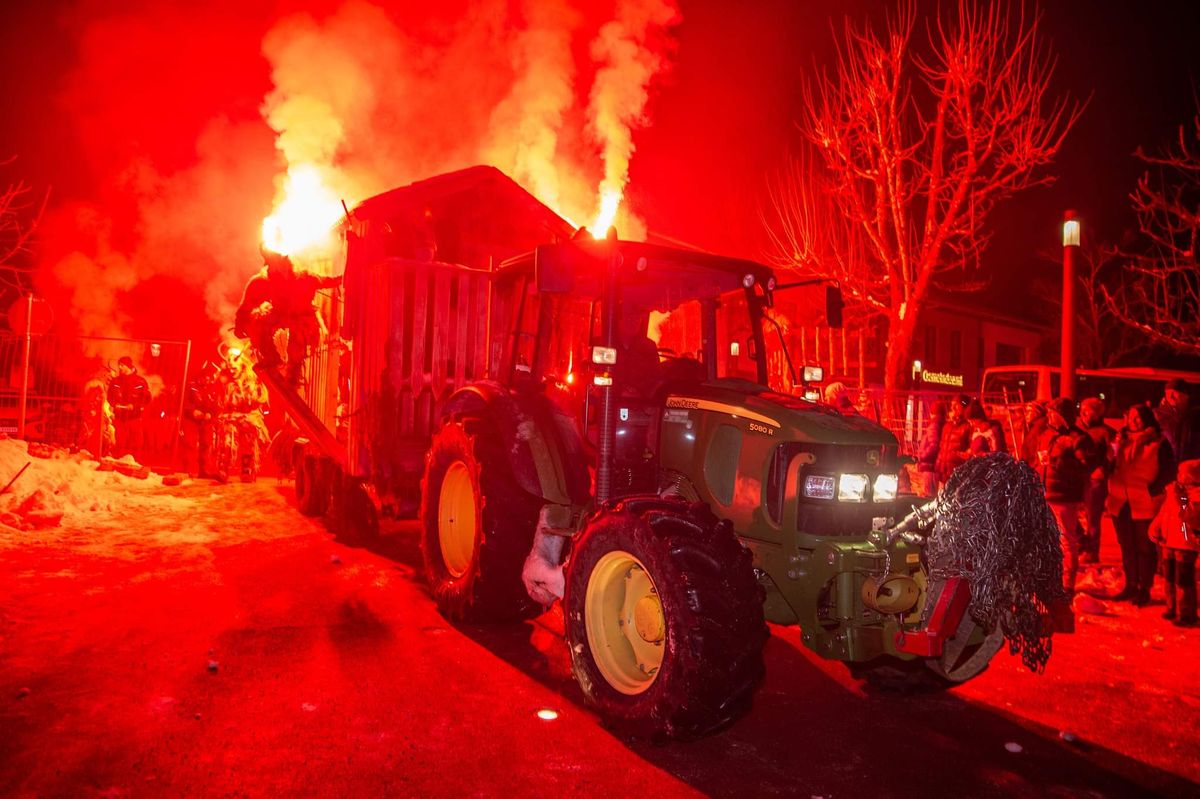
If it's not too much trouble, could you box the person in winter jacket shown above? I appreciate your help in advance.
[180,363,223,479]
[1020,400,1049,467]
[1149,458,1200,627]
[935,393,972,486]
[1039,397,1097,594]
[1106,404,1174,605]
[107,356,151,461]
[1078,396,1116,562]
[916,400,947,497]
[965,399,1008,456]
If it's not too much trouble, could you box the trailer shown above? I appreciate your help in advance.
[263,166,575,530]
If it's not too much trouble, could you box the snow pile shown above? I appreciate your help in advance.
[0,438,193,532]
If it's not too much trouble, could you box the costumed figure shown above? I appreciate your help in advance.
[223,354,271,481]
[235,245,341,386]
[78,367,115,458]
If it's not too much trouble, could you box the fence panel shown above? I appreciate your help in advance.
[0,333,191,465]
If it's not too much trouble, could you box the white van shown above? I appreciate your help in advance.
[980,364,1200,416]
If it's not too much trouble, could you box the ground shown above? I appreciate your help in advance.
[0,440,1198,798]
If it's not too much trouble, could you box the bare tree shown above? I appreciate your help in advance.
[1103,113,1200,356]
[764,2,1080,391]
[0,157,46,296]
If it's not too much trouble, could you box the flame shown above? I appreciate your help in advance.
[261,165,345,256]
[591,186,622,238]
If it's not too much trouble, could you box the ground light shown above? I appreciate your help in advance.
[536,708,559,721]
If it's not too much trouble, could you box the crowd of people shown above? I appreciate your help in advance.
[915,380,1200,628]
[74,347,270,486]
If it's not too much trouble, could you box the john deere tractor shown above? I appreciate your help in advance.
[420,235,1058,741]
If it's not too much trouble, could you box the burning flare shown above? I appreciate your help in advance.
[592,187,623,238]
[261,165,345,256]
[587,0,680,239]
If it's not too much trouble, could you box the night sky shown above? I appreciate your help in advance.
[1,0,1198,346]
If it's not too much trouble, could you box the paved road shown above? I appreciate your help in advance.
[1,480,1197,797]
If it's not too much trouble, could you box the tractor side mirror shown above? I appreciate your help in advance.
[826,285,844,329]
[535,245,574,294]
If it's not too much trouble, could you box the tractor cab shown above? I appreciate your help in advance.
[492,237,814,500]
[494,237,784,394]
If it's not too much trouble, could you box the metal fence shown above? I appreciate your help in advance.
[0,333,191,465]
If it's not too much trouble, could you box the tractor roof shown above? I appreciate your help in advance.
[497,238,777,312]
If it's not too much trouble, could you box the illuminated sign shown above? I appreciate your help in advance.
[921,370,964,387]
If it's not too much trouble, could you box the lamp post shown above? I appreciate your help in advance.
[1061,210,1080,400]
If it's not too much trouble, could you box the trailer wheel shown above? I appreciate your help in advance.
[564,498,767,741]
[420,419,540,622]
[295,449,328,517]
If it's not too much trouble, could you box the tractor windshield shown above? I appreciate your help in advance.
[493,240,799,395]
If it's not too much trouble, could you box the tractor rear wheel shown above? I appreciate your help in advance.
[564,498,767,741]
[420,418,541,622]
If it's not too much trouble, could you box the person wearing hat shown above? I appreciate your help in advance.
[107,356,151,461]
[1039,397,1098,595]
[1107,404,1174,605]
[1019,400,1049,468]
[1150,458,1200,627]
[1155,378,1200,465]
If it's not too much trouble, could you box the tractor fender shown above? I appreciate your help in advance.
[440,381,590,514]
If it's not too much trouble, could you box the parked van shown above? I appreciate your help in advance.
[981,364,1200,416]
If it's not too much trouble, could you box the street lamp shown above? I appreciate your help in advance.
[1061,210,1080,400]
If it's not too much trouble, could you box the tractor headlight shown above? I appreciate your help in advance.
[873,473,898,502]
[803,475,835,500]
[591,346,618,365]
[838,473,869,502]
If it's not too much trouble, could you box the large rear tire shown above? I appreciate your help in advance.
[564,498,767,741]
[420,419,541,622]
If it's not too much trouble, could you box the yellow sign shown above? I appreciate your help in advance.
[665,396,780,428]
[921,371,964,387]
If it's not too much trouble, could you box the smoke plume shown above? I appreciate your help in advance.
[38,1,681,347]
[588,0,681,230]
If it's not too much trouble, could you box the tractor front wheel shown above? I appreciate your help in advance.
[564,498,767,741]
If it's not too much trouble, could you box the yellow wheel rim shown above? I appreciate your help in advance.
[585,550,666,696]
[438,461,477,578]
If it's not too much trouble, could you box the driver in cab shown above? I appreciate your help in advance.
[614,312,661,398]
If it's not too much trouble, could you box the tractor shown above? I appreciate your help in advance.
[418,234,1043,741]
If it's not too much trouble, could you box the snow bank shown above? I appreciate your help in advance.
[0,438,194,532]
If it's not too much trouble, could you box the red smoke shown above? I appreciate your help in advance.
[35,0,681,349]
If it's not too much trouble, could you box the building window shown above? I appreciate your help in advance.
[925,325,937,363]
[995,342,1024,366]
[949,330,962,370]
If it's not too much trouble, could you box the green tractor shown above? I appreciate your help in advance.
[420,235,1058,740]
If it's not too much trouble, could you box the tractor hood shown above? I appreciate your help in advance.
[665,379,897,448]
